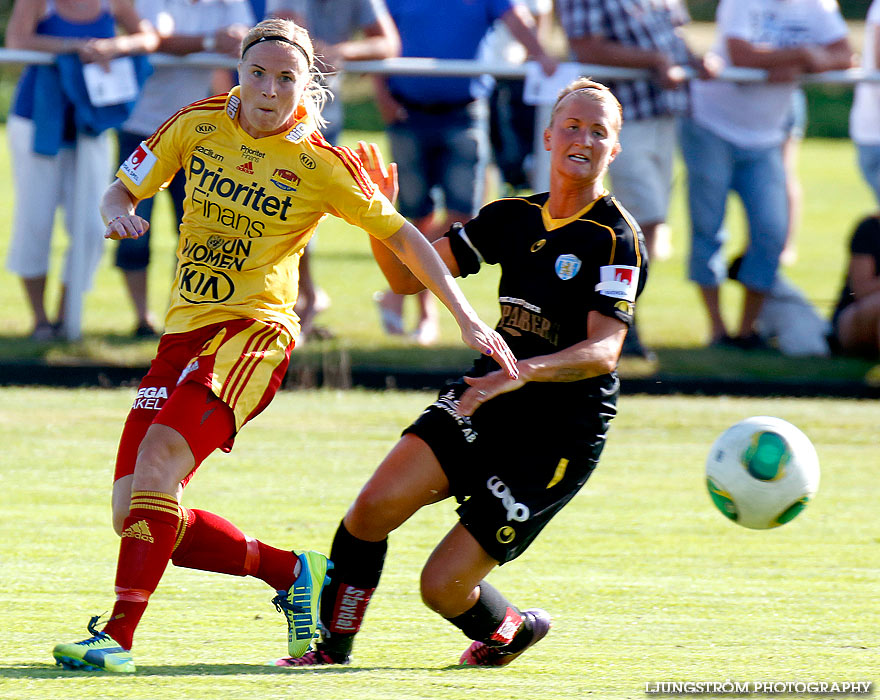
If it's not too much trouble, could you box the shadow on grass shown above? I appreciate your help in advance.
[0,331,160,365]
[1,329,876,392]
[649,345,875,383]
[0,662,442,677]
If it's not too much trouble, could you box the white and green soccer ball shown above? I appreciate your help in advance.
[705,416,820,529]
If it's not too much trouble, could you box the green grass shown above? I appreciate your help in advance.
[0,388,876,699]
[0,128,876,385]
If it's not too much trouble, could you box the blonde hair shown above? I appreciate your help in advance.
[240,18,331,127]
[548,78,623,134]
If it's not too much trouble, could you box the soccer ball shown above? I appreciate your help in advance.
[705,416,820,529]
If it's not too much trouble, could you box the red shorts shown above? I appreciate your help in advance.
[114,318,293,483]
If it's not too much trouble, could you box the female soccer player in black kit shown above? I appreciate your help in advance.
[277,78,649,668]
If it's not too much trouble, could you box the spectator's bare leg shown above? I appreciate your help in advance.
[738,288,766,339]
[23,275,52,336]
[838,292,880,354]
[780,133,802,266]
[700,285,728,343]
[123,269,156,333]
[642,221,672,262]
[295,246,317,339]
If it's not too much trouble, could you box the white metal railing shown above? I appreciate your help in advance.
[2,49,877,340]
[3,48,880,83]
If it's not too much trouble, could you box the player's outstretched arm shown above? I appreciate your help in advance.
[382,222,518,379]
[457,311,626,416]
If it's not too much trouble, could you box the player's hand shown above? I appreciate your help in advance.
[105,214,149,240]
[459,319,519,381]
[356,141,399,204]
[457,370,525,417]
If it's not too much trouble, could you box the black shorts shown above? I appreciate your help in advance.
[402,379,617,563]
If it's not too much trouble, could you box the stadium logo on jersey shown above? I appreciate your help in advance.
[555,254,581,280]
[195,145,224,162]
[236,161,254,174]
[496,526,516,544]
[120,142,157,186]
[487,476,530,522]
[300,153,317,170]
[595,265,640,302]
[270,168,301,192]
[285,123,308,143]
[227,94,241,119]
[177,262,235,304]
[195,122,216,134]
[530,238,546,253]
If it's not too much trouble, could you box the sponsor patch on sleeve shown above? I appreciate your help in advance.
[120,142,157,186]
[595,265,640,302]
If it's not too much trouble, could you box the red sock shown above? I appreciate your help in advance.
[103,491,180,650]
[171,508,297,592]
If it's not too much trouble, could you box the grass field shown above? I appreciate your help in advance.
[0,125,877,385]
[0,388,876,700]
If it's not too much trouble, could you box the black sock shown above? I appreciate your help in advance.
[446,581,531,649]
[318,520,387,658]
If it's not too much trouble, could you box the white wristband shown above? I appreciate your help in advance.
[202,34,216,52]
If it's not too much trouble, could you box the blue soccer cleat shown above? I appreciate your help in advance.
[272,551,331,658]
[53,616,135,673]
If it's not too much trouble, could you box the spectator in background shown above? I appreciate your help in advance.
[246,0,265,23]
[373,0,556,346]
[850,0,880,208]
[556,0,716,361]
[728,255,830,357]
[679,0,852,349]
[4,0,159,341]
[480,0,553,194]
[266,0,401,341]
[780,88,807,265]
[829,215,880,359]
[115,0,253,338]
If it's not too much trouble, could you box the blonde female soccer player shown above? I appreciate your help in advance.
[278,78,649,668]
[52,17,517,674]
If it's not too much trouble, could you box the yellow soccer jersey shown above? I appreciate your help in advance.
[117,87,405,337]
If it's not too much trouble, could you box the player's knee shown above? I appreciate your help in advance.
[346,483,398,540]
[419,568,464,617]
[132,427,192,493]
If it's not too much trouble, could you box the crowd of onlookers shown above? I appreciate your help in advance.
[3,0,880,362]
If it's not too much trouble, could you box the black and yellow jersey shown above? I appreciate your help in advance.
[447,191,648,406]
